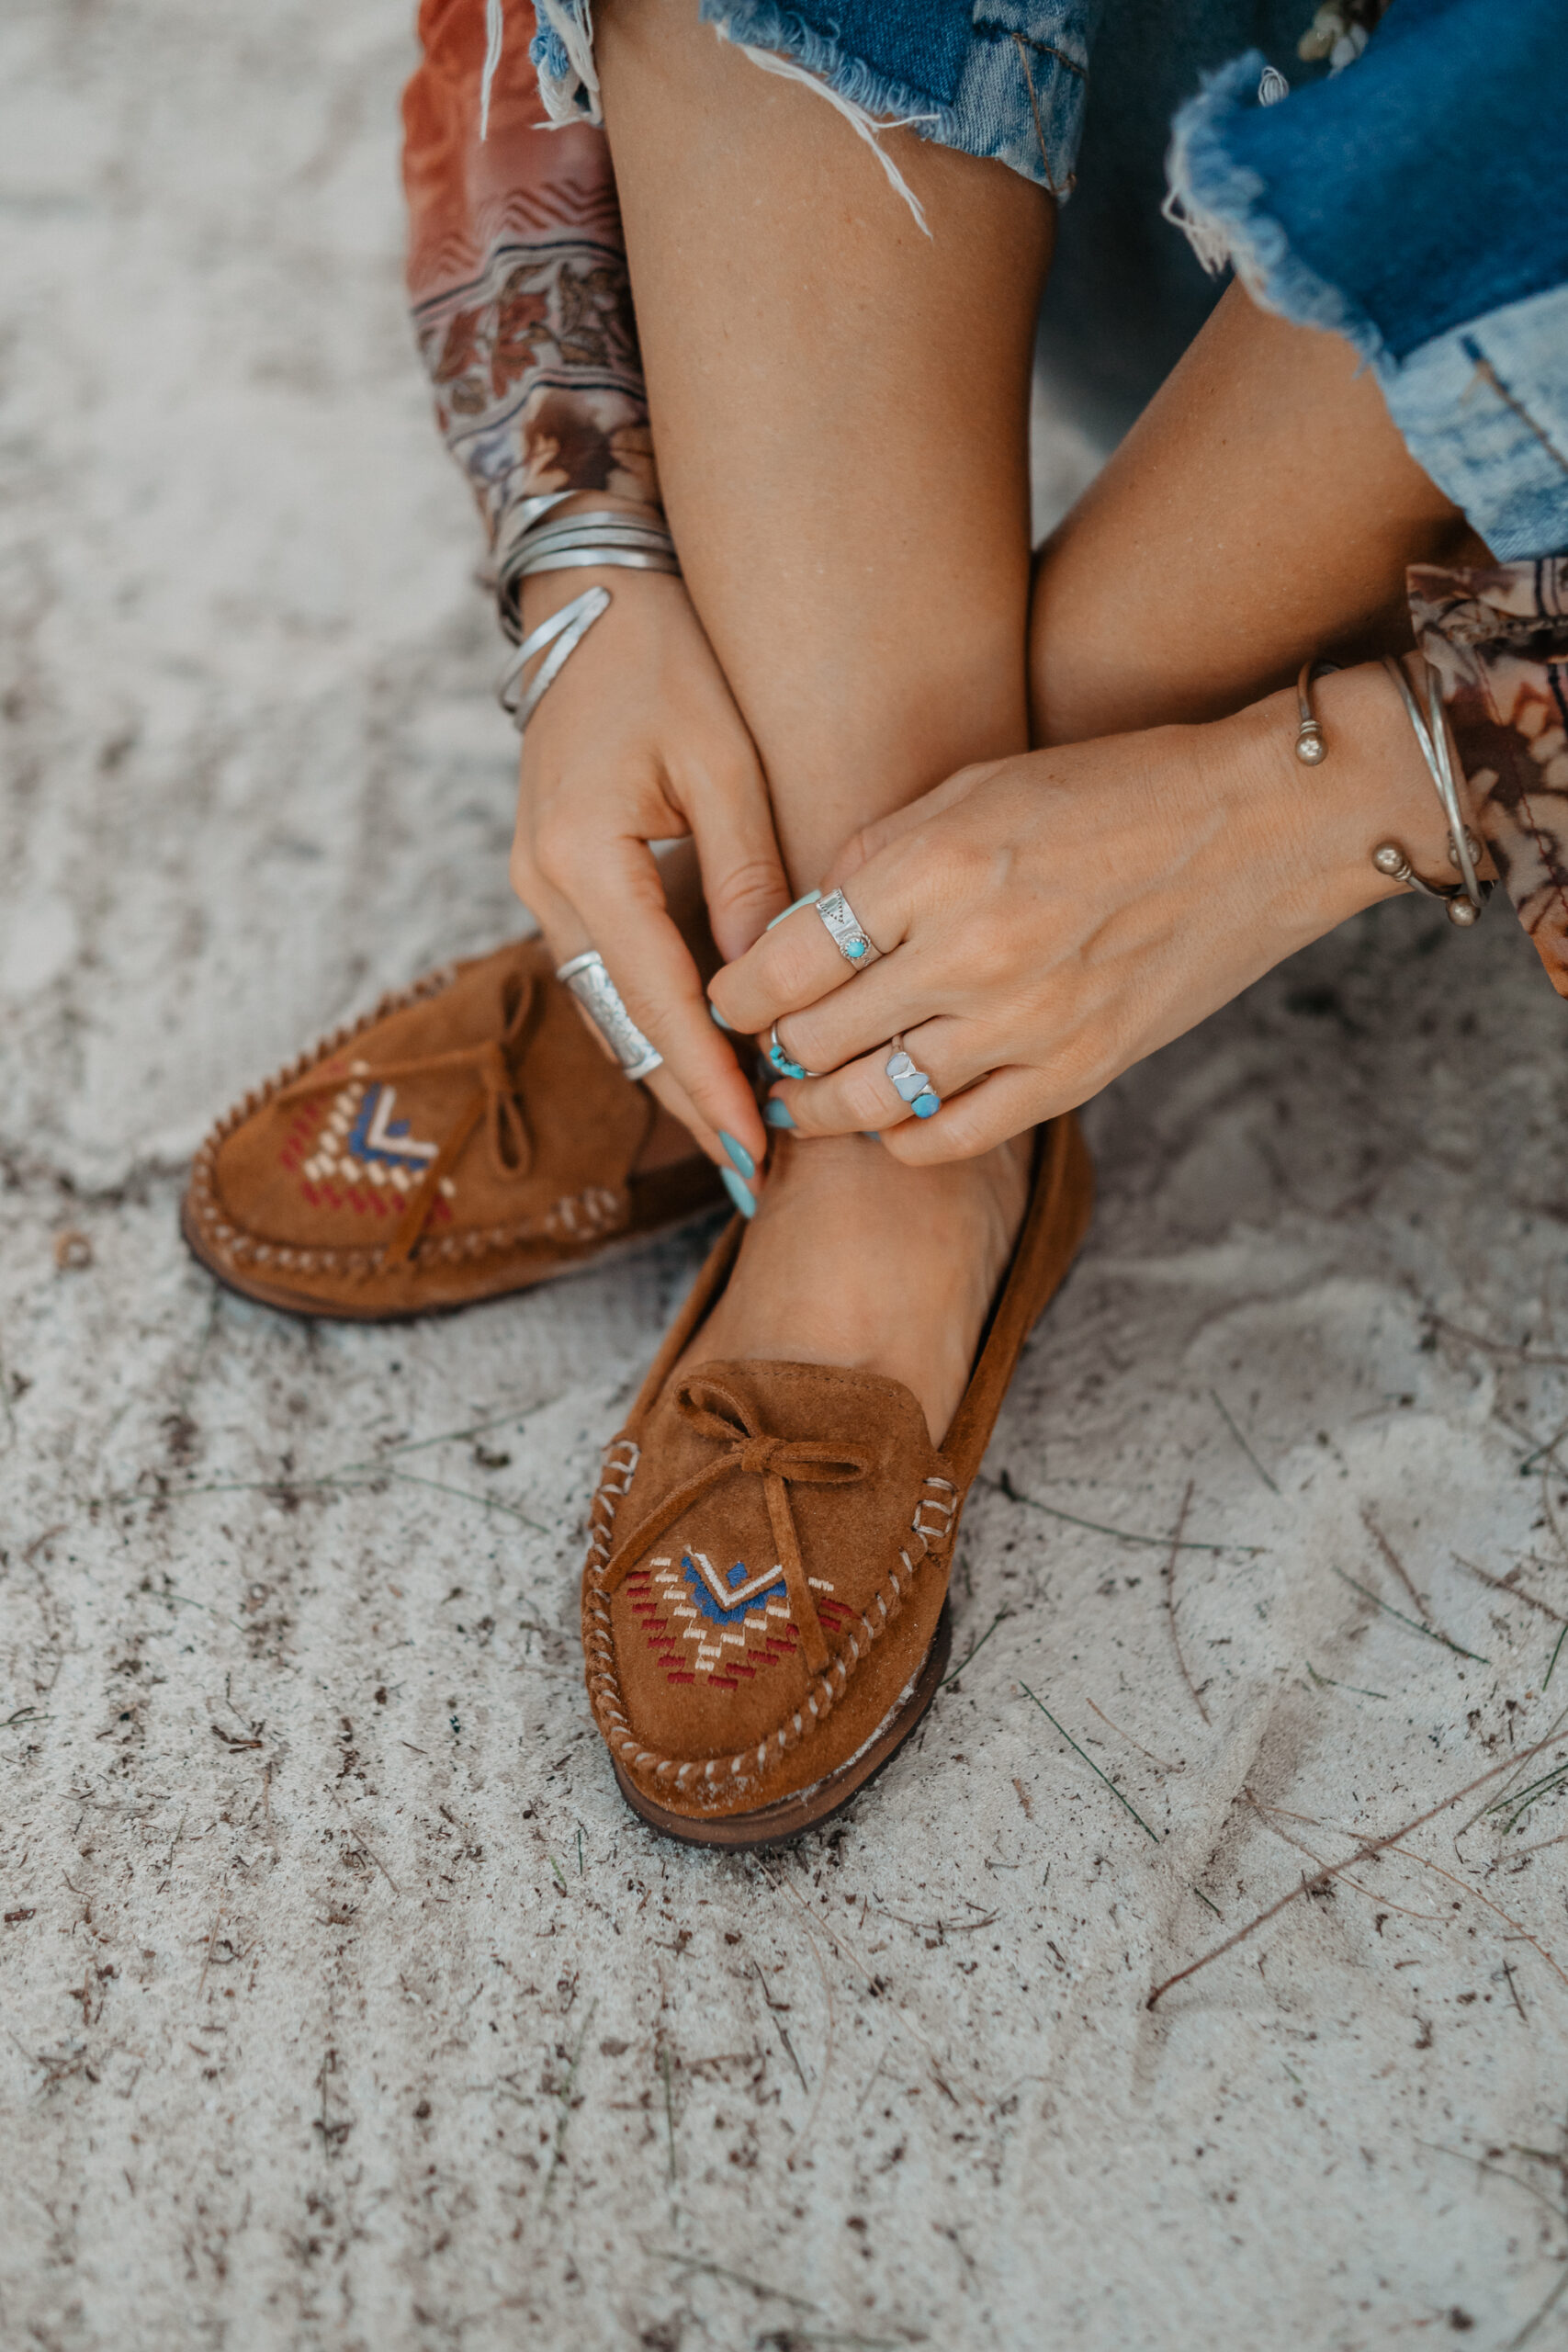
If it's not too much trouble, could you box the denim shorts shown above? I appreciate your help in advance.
[533,0,1568,564]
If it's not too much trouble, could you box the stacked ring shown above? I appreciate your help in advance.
[816,888,882,969]
[769,1023,816,1080]
[886,1038,941,1120]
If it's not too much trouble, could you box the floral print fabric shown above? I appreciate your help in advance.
[401,0,657,564]
[1410,560,1568,996]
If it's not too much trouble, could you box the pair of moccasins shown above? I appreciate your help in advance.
[184,937,1093,1845]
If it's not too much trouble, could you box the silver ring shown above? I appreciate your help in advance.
[886,1035,940,1120]
[556,951,662,1081]
[816,888,883,969]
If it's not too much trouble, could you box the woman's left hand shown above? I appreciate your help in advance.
[707,672,1440,1159]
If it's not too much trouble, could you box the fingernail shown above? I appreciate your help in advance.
[763,1099,795,1129]
[709,1002,733,1032]
[720,1165,756,1219]
[718,1131,755,1179]
[765,888,822,933]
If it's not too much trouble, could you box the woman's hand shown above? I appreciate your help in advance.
[709,664,1460,1160]
[510,503,787,1171]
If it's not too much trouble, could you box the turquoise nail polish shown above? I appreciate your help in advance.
[710,1003,733,1032]
[765,888,822,933]
[912,1092,941,1119]
[720,1165,756,1219]
[763,1099,795,1129]
[719,1130,755,1179]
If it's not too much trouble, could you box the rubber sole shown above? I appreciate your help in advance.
[609,1600,953,1851]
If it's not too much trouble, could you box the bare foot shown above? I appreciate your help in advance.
[678,1131,1032,1442]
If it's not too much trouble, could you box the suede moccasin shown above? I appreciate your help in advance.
[182,937,721,1319]
[581,1114,1094,1846]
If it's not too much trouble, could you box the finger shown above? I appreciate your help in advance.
[570,837,769,1178]
[878,1065,1055,1163]
[768,1018,985,1141]
[710,870,908,1038]
[684,757,793,963]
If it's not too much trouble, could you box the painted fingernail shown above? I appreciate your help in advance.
[765,888,822,933]
[720,1165,756,1219]
[709,1003,733,1032]
[763,1099,795,1129]
[718,1131,756,1178]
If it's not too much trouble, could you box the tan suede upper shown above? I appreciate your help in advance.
[582,1115,1095,1826]
[182,937,719,1319]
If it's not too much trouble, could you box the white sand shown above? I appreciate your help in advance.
[3,6,1567,2346]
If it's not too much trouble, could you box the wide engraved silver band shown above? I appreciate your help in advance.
[815,887,883,969]
[555,951,663,1082]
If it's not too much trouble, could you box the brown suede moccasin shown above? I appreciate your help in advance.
[581,1114,1094,1847]
[181,937,722,1320]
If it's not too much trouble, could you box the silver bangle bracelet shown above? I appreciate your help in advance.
[1295,657,1491,931]
[493,502,682,729]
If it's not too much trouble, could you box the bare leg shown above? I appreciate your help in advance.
[1031,278,1488,742]
[595,0,1052,1437]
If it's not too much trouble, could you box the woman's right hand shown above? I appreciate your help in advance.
[509,506,789,1177]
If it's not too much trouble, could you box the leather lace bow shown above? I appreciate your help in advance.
[275,971,536,1265]
[598,1375,870,1676]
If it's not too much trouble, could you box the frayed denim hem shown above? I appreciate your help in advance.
[1164,52,1568,562]
[526,0,1091,209]
[1163,52,1386,366]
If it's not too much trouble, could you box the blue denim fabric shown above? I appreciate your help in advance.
[1166,0,1568,559]
[530,0,1568,560]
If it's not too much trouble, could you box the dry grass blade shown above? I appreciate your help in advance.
[1330,1566,1489,1664]
[1453,1554,1567,1626]
[991,1469,1260,1554]
[1146,1730,1568,2008]
[1020,1684,1162,1842]
[1361,1504,1454,1639]
[1162,1481,1209,1724]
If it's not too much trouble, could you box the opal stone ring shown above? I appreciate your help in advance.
[885,1037,941,1120]
[816,888,883,969]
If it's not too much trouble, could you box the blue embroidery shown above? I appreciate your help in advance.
[347,1085,437,1170]
[682,1554,785,1627]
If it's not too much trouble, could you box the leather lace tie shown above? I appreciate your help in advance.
[596,1375,869,1676]
[274,972,537,1266]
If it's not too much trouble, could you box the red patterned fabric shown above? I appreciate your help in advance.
[1410,560,1568,997]
[401,0,658,562]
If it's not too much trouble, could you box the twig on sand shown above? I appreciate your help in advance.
[1019,1684,1161,1843]
[1147,1732,1568,2008]
[940,1606,1009,1690]
[760,1863,961,2106]
[1210,1389,1279,1493]
[1162,1482,1210,1724]
[1330,1566,1489,1665]
[1084,1698,1183,1773]
[1452,1554,1567,1626]
[543,2000,595,2202]
[651,2249,817,2313]
[991,1469,1260,1555]
[1362,1505,1453,1639]
[660,2041,678,2183]
[1426,1315,1568,1371]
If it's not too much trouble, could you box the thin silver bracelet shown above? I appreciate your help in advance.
[1295,657,1491,930]
[492,498,682,732]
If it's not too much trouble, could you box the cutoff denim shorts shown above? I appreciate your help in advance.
[533,0,1568,564]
